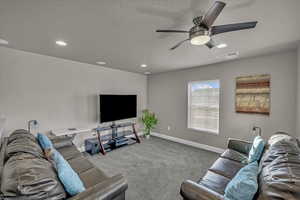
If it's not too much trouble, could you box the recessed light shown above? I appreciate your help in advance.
[96,61,106,65]
[144,72,151,75]
[140,64,148,68]
[217,43,227,49]
[0,39,9,45]
[226,51,239,59]
[56,40,67,46]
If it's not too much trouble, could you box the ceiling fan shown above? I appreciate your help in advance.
[156,1,258,50]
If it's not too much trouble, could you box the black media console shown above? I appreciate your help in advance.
[93,122,141,155]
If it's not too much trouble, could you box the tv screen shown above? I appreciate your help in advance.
[99,94,137,123]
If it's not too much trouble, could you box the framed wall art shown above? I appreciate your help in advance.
[236,74,270,115]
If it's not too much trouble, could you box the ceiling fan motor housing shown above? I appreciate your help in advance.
[189,26,210,40]
[192,16,203,26]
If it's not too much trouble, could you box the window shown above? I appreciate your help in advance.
[188,80,220,134]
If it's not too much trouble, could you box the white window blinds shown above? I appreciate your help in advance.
[188,80,220,134]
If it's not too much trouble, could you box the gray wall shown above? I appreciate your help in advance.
[148,51,297,149]
[297,45,300,136]
[0,47,147,136]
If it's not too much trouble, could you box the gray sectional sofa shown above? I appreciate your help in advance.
[0,129,128,200]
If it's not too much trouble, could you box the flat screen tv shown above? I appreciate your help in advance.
[99,94,137,123]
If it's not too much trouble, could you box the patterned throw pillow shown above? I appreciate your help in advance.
[224,162,259,200]
[37,133,53,150]
[248,136,265,163]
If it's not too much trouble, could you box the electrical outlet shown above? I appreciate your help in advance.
[251,125,262,136]
[167,126,171,131]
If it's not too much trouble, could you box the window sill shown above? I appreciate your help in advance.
[188,127,219,135]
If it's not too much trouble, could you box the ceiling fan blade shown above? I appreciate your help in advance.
[170,39,189,50]
[205,40,216,49]
[156,29,189,33]
[201,1,226,28]
[211,21,258,35]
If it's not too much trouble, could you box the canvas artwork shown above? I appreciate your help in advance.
[236,74,270,115]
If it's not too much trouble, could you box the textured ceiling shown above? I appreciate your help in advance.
[0,0,299,74]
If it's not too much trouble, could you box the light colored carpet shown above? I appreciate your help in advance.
[86,136,219,200]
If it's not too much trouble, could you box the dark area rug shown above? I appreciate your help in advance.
[86,136,219,200]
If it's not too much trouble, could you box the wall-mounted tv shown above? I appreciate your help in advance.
[99,94,137,123]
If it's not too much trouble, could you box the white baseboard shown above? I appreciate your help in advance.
[77,132,225,154]
[137,132,144,136]
[151,132,225,154]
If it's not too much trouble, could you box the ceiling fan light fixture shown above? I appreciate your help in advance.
[189,27,211,46]
[190,35,211,45]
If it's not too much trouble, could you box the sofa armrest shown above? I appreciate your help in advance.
[227,138,252,155]
[180,180,224,200]
[69,174,128,200]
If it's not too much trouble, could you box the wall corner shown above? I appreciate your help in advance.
[296,44,300,137]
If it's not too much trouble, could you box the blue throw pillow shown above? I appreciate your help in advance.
[224,162,259,200]
[51,149,86,196]
[37,133,53,150]
[248,136,265,163]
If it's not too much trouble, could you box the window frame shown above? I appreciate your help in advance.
[187,79,220,135]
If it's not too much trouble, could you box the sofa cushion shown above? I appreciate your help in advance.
[51,135,74,149]
[200,170,231,195]
[79,168,109,188]
[1,152,66,199]
[224,161,259,200]
[6,129,44,158]
[50,149,86,196]
[57,145,83,161]
[68,156,95,174]
[268,132,299,147]
[7,129,36,144]
[268,141,299,156]
[221,149,248,163]
[259,138,300,169]
[258,139,300,199]
[209,157,245,179]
